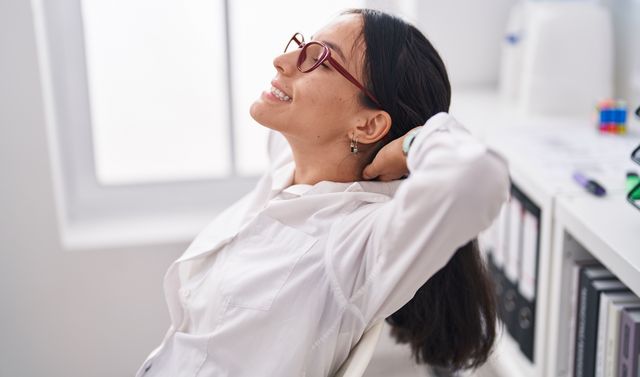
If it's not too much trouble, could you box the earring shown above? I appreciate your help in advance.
[350,133,359,154]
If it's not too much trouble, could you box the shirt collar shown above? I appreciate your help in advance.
[269,160,404,199]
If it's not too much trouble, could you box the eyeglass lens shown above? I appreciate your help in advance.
[299,44,326,71]
[285,38,327,72]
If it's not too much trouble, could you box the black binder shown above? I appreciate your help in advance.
[503,184,524,340]
[488,197,510,327]
[487,253,507,325]
[514,192,541,362]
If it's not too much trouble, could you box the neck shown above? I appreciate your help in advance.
[286,138,367,186]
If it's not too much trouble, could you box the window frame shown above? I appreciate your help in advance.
[32,0,259,251]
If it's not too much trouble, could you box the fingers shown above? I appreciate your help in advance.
[362,166,406,181]
[362,163,377,180]
[363,158,408,181]
[377,173,406,181]
[362,137,408,181]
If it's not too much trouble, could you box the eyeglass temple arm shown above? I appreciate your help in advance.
[326,56,382,108]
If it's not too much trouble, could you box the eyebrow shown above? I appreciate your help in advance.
[310,35,347,63]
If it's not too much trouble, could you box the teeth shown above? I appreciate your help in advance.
[270,86,292,102]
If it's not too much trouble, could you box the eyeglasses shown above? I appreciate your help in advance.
[628,144,640,211]
[284,32,381,108]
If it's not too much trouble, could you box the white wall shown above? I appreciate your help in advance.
[414,0,516,88]
[374,0,640,105]
[0,1,182,376]
[605,0,640,105]
[368,0,516,88]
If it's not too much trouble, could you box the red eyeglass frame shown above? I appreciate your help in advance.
[285,33,382,108]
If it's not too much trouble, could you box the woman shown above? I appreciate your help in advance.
[136,8,509,377]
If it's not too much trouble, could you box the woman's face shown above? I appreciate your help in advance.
[250,14,369,146]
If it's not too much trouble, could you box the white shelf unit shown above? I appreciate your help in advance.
[450,88,640,377]
[470,131,556,377]
[546,194,640,377]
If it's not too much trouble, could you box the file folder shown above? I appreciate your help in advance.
[503,184,524,339]
[515,193,541,362]
[490,204,509,324]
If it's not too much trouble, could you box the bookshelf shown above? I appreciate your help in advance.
[546,193,640,377]
[450,88,640,377]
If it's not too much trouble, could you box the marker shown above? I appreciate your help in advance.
[572,171,607,197]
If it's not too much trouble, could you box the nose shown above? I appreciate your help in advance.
[273,49,298,76]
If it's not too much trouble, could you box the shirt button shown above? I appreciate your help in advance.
[180,288,191,299]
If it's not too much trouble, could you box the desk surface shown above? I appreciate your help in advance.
[451,88,640,197]
[488,119,639,196]
[556,193,640,296]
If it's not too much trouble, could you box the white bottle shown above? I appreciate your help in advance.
[499,1,527,104]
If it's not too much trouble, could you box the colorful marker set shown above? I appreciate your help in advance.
[596,99,627,134]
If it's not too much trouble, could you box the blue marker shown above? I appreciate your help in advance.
[572,171,606,197]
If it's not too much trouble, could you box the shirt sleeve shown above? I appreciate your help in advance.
[326,112,510,326]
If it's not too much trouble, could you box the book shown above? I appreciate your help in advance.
[575,269,626,377]
[572,266,615,377]
[595,291,634,377]
[606,301,640,377]
[618,309,640,377]
[567,261,604,377]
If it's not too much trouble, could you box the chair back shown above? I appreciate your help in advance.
[333,321,384,377]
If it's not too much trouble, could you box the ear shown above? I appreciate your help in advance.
[354,110,392,145]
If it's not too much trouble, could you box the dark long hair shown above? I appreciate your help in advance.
[344,9,498,372]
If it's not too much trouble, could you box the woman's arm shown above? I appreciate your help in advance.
[327,112,510,325]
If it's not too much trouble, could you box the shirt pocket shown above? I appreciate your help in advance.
[219,214,317,311]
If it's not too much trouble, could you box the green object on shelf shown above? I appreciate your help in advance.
[627,172,640,200]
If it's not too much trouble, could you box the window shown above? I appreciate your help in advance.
[81,0,232,185]
[32,0,363,250]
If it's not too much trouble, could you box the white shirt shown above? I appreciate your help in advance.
[135,113,510,377]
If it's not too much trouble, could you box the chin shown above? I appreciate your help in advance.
[249,100,281,132]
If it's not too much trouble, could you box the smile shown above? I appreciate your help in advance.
[270,86,292,102]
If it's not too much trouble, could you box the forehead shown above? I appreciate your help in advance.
[312,14,364,66]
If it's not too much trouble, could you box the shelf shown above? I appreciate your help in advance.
[451,88,640,377]
[555,194,640,296]
[546,193,640,377]
[484,117,639,377]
